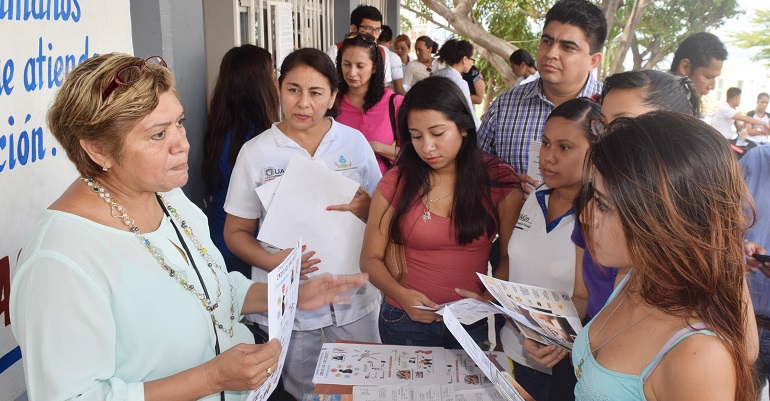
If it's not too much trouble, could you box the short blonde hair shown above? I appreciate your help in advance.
[47,53,176,178]
[394,34,411,50]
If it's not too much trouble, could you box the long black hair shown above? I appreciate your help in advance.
[336,33,386,112]
[203,45,279,192]
[388,76,520,245]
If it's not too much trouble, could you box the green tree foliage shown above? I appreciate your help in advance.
[473,0,546,100]
[731,9,770,68]
[402,0,740,104]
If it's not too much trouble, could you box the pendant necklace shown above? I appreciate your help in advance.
[82,177,237,337]
[575,291,651,378]
[422,192,452,223]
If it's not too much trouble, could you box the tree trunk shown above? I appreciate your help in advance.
[420,0,517,70]
[608,0,649,75]
[643,47,668,70]
[630,37,644,71]
[600,0,621,32]
[482,80,496,114]
[475,44,517,87]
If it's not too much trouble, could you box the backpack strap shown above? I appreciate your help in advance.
[389,93,397,139]
[382,93,398,169]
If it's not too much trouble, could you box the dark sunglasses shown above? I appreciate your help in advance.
[344,31,377,47]
[102,56,167,100]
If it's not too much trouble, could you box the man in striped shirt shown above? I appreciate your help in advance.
[478,0,606,175]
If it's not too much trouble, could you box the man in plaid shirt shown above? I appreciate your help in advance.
[478,0,606,175]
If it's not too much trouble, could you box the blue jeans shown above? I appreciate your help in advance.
[513,361,551,401]
[755,327,770,400]
[379,299,488,349]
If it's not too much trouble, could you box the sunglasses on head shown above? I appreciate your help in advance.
[102,56,167,101]
[344,31,377,47]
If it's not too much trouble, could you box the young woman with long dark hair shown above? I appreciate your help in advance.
[360,76,523,348]
[500,98,601,401]
[202,44,279,277]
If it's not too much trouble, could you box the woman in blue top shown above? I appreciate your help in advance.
[569,112,755,401]
[203,45,279,277]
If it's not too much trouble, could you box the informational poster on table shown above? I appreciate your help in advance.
[0,2,134,399]
[314,344,448,386]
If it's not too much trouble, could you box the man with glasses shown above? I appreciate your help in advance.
[326,5,403,91]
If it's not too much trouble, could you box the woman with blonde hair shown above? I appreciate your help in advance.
[11,53,365,401]
[393,34,412,68]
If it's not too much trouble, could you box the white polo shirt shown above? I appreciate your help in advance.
[224,118,382,330]
[500,185,576,374]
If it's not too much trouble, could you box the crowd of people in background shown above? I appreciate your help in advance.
[9,1,770,401]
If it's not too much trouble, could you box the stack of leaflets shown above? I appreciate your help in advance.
[414,274,582,350]
[438,274,584,401]
[475,273,582,350]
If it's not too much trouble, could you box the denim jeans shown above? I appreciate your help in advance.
[755,327,770,400]
[379,299,488,349]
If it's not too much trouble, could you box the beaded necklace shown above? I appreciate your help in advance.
[82,178,236,337]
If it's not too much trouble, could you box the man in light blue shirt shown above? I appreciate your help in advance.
[741,145,770,399]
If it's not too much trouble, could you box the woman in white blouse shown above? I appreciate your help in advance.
[403,36,440,91]
[432,39,479,128]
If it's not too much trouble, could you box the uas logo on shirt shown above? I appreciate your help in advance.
[515,213,532,230]
[263,166,285,182]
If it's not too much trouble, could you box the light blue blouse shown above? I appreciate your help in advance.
[11,188,255,401]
